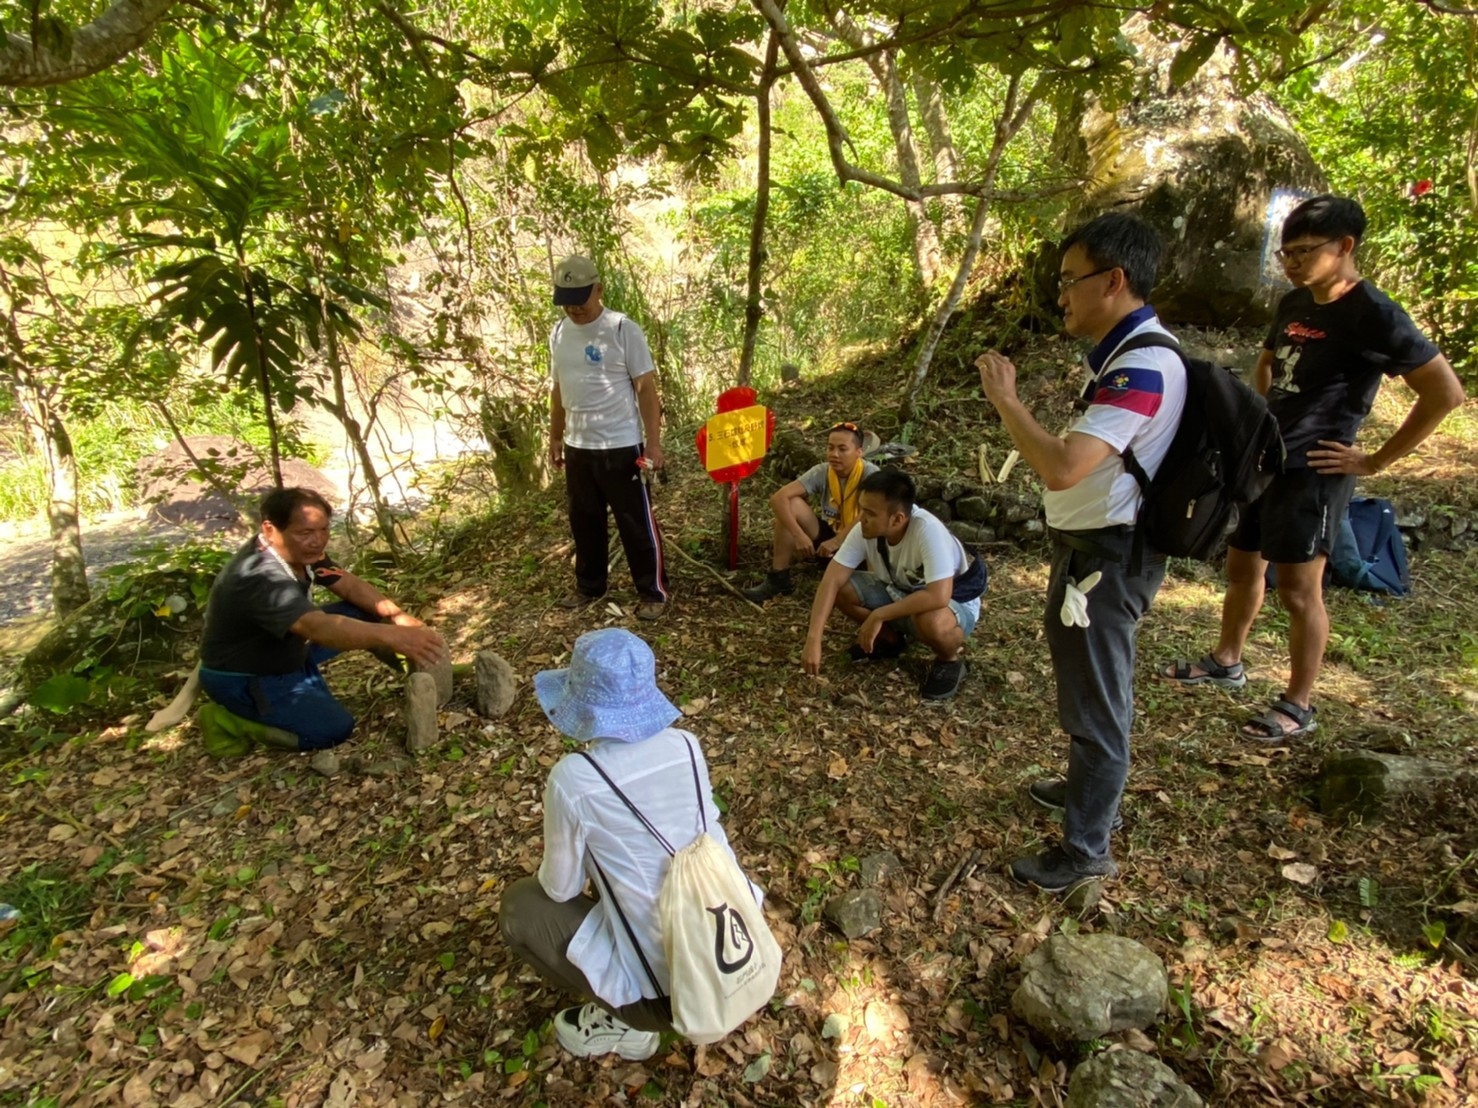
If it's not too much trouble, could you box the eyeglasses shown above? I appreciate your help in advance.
[830,422,859,432]
[1274,239,1337,262]
[1057,267,1114,295]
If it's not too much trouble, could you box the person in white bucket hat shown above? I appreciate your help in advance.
[499,629,764,1061]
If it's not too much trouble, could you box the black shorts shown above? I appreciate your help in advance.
[814,519,837,544]
[1229,469,1356,564]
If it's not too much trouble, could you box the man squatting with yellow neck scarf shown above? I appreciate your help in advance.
[743,422,879,603]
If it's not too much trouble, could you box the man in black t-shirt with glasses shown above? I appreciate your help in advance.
[1163,195,1464,741]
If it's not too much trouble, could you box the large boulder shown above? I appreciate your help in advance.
[1013,934,1168,1040]
[1062,18,1327,327]
[136,436,339,530]
[1066,1050,1204,1108]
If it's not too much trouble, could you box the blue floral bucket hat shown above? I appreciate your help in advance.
[534,629,680,743]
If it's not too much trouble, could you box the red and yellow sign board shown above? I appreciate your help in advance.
[695,387,774,484]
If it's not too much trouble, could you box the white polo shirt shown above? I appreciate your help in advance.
[1043,315,1187,531]
[549,309,655,450]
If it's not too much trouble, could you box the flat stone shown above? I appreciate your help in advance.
[858,851,904,888]
[948,521,988,546]
[823,888,882,940]
[405,672,440,753]
[474,651,518,719]
[410,657,454,706]
[1065,1050,1203,1107]
[362,758,410,778]
[1013,934,1168,1040]
[309,750,340,778]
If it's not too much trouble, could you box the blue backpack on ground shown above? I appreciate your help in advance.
[1331,497,1409,597]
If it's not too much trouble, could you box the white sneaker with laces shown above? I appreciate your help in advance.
[554,1003,660,1061]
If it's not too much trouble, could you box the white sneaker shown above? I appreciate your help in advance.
[553,1003,660,1061]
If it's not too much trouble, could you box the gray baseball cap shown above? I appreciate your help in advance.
[553,255,599,306]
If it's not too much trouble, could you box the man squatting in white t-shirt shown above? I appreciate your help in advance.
[976,212,1186,893]
[548,255,670,622]
[802,468,984,702]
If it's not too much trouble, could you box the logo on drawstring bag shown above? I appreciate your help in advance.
[708,903,755,974]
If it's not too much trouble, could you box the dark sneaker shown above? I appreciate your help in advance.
[635,600,669,622]
[558,590,606,610]
[742,572,794,603]
[848,636,909,662]
[1010,844,1118,893]
[1028,777,1124,831]
[920,658,967,701]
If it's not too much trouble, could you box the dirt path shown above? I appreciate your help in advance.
[0,511,192,624]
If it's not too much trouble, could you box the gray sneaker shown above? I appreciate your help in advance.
[1010,845,1118,893]
[1028,777,1124,831]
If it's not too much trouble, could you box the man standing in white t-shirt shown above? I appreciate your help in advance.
[548,256,670,621]
[802,469,985,701]
[976,212,1186,893]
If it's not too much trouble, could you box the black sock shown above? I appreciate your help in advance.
[769,569,792,587]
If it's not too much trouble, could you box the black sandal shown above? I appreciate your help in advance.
[1164,653,1247,689]
[1242,698,1317,742]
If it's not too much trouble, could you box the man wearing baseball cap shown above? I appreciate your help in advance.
[549,255,670,621]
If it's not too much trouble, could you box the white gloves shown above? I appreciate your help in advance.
[1060,571,1103,628]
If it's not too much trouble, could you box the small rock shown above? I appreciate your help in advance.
[823,888,882,940]
[954,495,991,522]
[210,793,241,819]
[780,361,801,382]
[1065,1049,1203,1107]
[474,651,518,719]
[405,672,439,753]
[1181,868,1206,887]
[859,851,904,888]
[1013,934,1168,1040]
[362,758,409,778]
[913,479,944,501]
[411,657,454,707]
[309,750,340,777]
[1063,879,1102,912]
[921,498,952,522]
[1019,519,1046,535]
[948,521,988,545]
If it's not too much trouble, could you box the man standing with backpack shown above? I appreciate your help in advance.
[1163,196,1463,741]
[976,212,1186,892]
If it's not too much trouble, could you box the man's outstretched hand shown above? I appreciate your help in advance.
[392,626,450,670]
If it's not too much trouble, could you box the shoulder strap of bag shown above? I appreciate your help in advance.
[682,736,708,836]
[578,751,676,856]
[589,856,666,999]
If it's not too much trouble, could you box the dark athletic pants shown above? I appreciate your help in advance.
[499,876,674,1033]
[1044,527,1166,862]
[564,444,669,603]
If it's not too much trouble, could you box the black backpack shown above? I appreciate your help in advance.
[1113,333,1285,561]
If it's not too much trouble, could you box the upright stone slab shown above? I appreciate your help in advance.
[411,657,454,707]
[1013,934,1168,1040]
[404,672,439,753]
[1066,1050,1203,1108]
[475,651,518,719]
[1318,749,1469,818]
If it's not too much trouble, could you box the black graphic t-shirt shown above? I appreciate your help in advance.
[1263,281,1439,469]
[200,537,341,675]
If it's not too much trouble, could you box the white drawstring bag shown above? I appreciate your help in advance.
[583,740,781,1044]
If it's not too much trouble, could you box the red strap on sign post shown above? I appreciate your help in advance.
[695,387,775,569]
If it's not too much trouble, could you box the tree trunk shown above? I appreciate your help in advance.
[27,399,90,615]
[899,74,1043,423]
[911,72,966,229]
[314,271,402,555]
[737,30,779,387]
[0,0,180,88]
[875,50,940,287]
[826,10,940,288]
